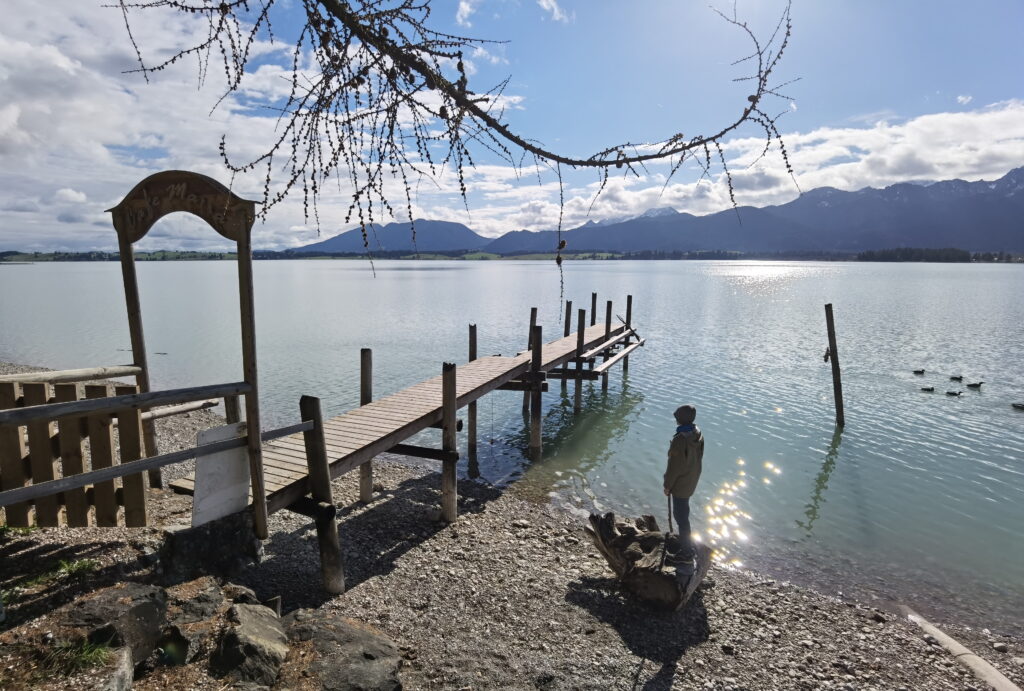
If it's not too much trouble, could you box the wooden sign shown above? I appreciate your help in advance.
[107,170,256,243]
[192,422,250,527]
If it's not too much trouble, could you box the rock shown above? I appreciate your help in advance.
[992,642,1008,653]
[1010,656,1024,667]
[512,519,532,529]
[721,643,736,655]
[0,594,5,625]
[212,604,289,686]
[159,510,262,585]
[102,647,134,691]
[159,577,229,665]
[283,608,403,690]
[871,611,887,623]
[59,582,168,666]
[223,583,261,605]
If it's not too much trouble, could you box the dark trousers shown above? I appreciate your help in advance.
[672,495,695,560]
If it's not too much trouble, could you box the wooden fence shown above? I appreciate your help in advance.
[0,381,149,528]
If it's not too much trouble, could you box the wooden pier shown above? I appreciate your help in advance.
[169,316,643,518]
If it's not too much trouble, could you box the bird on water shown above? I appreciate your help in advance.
[921,386,935,392]
[966,382,984,389]
[913,369,925,375]
[950,375,963,382]
[947,390,963,396]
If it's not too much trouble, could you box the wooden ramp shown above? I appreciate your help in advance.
[171,322,630,514]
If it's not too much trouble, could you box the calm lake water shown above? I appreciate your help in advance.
[1,260,1022,633]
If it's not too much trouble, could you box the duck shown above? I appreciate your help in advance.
[1013,403,1024,411]
[913,369,925,375]
[946,390,963,397]
[920,386,935,392]
[966,382,984,389]
[950,375,963,382]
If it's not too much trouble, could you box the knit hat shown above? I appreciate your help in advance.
[674,404,697,425]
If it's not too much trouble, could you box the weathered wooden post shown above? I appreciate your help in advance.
[825,304,845,427]
[562,300,572,391]
[467,324,478,474]
[529,325,544,455]
[623,294,633,373]
[224,395,241,424]
[24,383,59,526]
[441,362,458,522]
[523,308,537,412]
[300,395,345,594]
[602,300,613,392]
[590,293,597,326]
[359,348,374,503]
[574,309,586,413]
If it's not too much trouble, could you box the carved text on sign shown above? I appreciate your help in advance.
[108,171,257,243]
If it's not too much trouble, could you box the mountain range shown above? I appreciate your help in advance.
[294,167,1024,255]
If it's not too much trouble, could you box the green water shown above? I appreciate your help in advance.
[1,260,1022,632]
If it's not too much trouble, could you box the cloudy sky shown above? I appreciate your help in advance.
[1,0,1023,251]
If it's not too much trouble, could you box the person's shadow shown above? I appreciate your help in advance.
[565,576,710,690]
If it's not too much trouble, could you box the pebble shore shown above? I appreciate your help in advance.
[2,361,1021,689]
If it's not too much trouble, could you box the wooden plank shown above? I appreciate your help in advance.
[0,381,253,427]
[85,385,118,527]
[0,383,30,526]
[54,384,90,527]
[0,365,144,385]
[23,383,60,526]
[114,385,148,527]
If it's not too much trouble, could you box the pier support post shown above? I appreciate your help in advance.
[467,324,479,477]
[441,362,458,523]
[299,395,345,594]
[825,304,845,427]
[574,309,586,413]
[523,307,537,413]
[623,295,633,373]
[589,293,597,370]
[562,301,572,391]
[359,348,374,503]
[602,300,613,392]
[529,325,544,455]
[224,394,241,423]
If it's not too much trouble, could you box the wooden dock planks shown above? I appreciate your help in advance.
[169,323,625,514]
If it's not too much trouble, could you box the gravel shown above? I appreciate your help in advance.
[3,361,1021,689]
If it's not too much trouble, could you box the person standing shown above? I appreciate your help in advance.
[663,404,704,576]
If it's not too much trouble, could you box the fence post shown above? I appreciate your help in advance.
[441,362,458,523]
[300,395,345,594]
[359,348,373,503]
[0,383,29,526]
[825,304,845,427]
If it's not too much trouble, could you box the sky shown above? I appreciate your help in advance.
[1,0,1023,251]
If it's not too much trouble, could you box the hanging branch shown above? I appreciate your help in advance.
[116,0,795,253]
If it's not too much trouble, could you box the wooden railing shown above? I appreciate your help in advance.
[0,381,261,528]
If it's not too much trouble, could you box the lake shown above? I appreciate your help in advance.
[1,259,1022,633]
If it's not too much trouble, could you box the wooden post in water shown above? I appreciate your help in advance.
[441,362,458,522]
[590,293,597,326]
[825,304,845,427]
[623,295,633,373]
[574,309,586,413]
[359,348,373,503]
[299,395,345,594]
[602,300,613,392]
[523,307,538,413]
[467,325,478,472]
[529,325,544,455]
[562,301,572,391]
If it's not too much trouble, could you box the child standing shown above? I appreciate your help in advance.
[663,404,704,576]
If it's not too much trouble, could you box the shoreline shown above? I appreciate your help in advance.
[1,361,1022,688]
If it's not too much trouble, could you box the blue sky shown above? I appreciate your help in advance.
[1,0,1022,250]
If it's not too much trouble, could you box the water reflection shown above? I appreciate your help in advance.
[796,426,843,536]
[699,457,756,568]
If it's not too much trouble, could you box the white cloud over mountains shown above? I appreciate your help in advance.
[0,2,1021,251]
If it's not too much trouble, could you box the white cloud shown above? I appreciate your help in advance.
[957,94,973,105]
[456,0,481,27]
[53,188,87,204]
[537,0,571,23]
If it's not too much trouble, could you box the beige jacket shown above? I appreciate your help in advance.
[664,427,704,498]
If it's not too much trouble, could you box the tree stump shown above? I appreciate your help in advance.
[584,512,712,610]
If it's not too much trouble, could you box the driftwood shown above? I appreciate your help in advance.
[585,512,712,610]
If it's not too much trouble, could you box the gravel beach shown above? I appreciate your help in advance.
[2,361,1021,689]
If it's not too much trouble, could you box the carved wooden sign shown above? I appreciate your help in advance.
[107,170,257,243]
